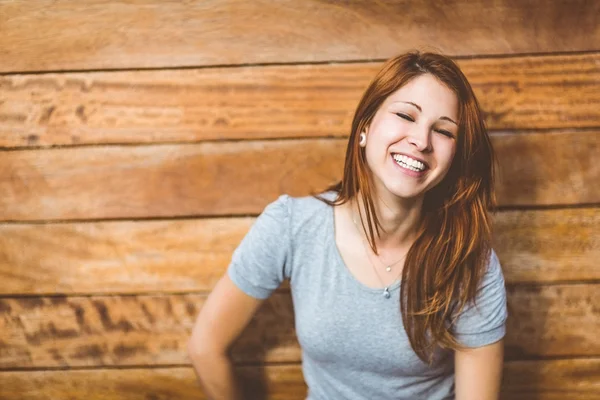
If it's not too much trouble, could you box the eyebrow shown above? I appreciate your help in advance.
[399,101,458,126]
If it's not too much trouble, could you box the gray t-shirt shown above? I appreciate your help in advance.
[228,192,508,399]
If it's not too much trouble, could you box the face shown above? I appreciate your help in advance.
[362,73,459,203]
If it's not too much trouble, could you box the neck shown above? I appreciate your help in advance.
[354,189,423,251]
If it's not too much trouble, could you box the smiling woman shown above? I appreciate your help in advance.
[188,51,506,400]
[363,73,459,200]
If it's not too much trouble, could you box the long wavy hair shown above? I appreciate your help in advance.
[317,51,496,362]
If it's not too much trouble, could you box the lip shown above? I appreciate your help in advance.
[391,152,430,170]
[391,154,427,178]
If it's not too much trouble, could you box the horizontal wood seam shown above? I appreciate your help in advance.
[1,49,600,77]
[0,204,598,225]
[494,203,600,212]
[2,126,600,153]
[0,281,598,299]
[1,356,599,373]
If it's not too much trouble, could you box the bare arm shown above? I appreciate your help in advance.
[187,273,265,399]
[454,339,504,400]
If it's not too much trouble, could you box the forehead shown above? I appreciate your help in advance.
[385,74,458,117]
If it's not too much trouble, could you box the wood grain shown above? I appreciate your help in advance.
[0,217,254,295]
[493,130,599,207]
[0,208,597,295]
[2,0,599,73]
[1,2,596,398]
[504,285,600,359]
[0,139,346,221]
[0,293,299,369]
[1,53,599,148]
[0,365,307,400]
[0,285,597,369]
[1,360,599,400]
[1,131,599,222]
[501,359,600,400]
[493,208,600,284]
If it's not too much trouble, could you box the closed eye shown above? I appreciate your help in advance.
[395,113,414,122]
[435,129,454,138]
[396,112,455,138]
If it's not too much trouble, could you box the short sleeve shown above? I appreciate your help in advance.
[227,195,291,300]
[452,249,508,348]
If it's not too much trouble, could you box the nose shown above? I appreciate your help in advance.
[407,124,432,152]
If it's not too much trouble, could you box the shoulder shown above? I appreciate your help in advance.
[267,190,334,224]
[288,190,335,214]
[263,191,333,213]
[452,248,508,347]
[255,191,335,237]
[478,249,505,291]
[286,191,336,234]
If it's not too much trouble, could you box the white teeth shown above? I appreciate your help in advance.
[393,154,425,171]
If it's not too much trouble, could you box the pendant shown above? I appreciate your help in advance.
[386,266,391,272]
[383,287,391,299]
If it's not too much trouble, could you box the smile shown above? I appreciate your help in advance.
[392,154,427,172]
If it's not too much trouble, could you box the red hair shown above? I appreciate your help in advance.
[318,51,495,362]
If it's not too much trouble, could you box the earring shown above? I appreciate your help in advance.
[359,133,367,147]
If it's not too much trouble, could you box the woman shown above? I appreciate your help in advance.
[188,51,508,399]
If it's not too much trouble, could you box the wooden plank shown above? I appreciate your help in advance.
[460,54,600,132]
[1,360,599,400]
[0,218,254,295]
[0,208,598,295]
[493,208,600,284]
[0,285,597,369]
[501,359,600,400]
[0,365,307,400]
[1,0,599,73]
[1,53,599,148]
[504,285,600,360]
[493,130,599,207]
[1,131,598,222]
[0,139,345,221]
[0,294,299,369]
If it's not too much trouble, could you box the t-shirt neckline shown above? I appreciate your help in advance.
[326,196,402,295]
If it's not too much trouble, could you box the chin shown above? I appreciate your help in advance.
[384,183,427,202]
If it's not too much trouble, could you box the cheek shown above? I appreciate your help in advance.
[436,140,457,168]
[364,127,390,163]
[364,145,380,172]
[446,147,457,167]
[369,115,405,140]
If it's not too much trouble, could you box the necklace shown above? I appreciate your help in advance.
[363,240,402,298]
[350,205,408,273]
[350,204,407,299]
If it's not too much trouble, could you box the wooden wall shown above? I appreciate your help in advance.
[0,1,599,399]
